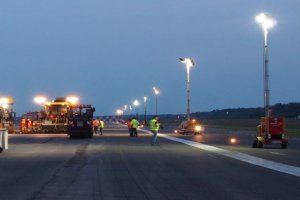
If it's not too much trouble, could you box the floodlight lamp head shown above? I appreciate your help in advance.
[256,13,267,24]
[256,12,275,31]
[180,58,195,66]
[133,100,139,107]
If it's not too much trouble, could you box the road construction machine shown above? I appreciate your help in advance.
[174,119,204,135]
[252,117,288,148]
[41,97,70,133]
[0,96,16,133]
[21,97,74,133]
[67,104,95,138]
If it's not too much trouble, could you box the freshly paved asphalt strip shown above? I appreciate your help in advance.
[140,129,300,177]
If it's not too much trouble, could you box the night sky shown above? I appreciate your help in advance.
[1,0,299,116]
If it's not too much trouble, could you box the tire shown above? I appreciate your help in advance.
[281,144,287,149]
[0,147,3,153]
[252,139,258,148]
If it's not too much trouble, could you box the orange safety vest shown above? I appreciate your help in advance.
[27,120,32,129]
[93,119,100,127]
[21,119,26,129]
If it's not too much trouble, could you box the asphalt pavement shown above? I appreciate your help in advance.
[0,124,299,200]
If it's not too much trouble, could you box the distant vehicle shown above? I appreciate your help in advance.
[0,96,16,133]
[174,119,204,135]
[252,117,288,148]
[68,104,95,138]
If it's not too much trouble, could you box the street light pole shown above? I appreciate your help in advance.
[116,109,123,121]
[263,28,270,117]
[129,105,132,117]
[180,58,195,121]
[153,87,160,115]
[123,105,127,116]
[256,13,275,117]
[143,97,147,125]
[133,100,139,119]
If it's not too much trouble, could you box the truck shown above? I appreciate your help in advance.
[0,96,16,133]
[174,119,204,135]
[252,117,288,148]
[67,104,95,138]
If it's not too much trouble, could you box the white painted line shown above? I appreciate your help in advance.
[141,129,300,177]
[207,154,218,158]
[270,152,286,156]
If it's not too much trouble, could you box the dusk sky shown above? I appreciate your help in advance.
[1,0,299,116]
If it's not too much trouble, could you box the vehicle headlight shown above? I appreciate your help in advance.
[174,130,178,133]
[230,138,236,144]
[194,125,202,132]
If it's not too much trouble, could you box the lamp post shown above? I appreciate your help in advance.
[256,13,275,117]
[153,87,160,115]
[179,58,195,121]
[143,96,147,125]
[116,109,123,121]
[133,100,139,119]
[123,105,127,116]
[129,105,132,117]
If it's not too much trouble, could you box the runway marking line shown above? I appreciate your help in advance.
[269,151,286,156]
[140,129,300,177]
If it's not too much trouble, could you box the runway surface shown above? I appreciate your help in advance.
[0,124,299,200]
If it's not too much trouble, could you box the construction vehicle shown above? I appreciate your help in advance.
[67,104,95,138]
[41,97,70,133]
[0,96,16,133]
[252,117,288,148]
[174,119,204,135]
[21,97,76,133]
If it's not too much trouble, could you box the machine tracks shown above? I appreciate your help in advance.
[30,143,90,200]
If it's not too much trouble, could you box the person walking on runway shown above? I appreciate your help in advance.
[130,117,140,137]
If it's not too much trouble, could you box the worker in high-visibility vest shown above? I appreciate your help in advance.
[21,118,26,133]
[99,119,105,135]
[127,118,132,137]
[93,117,100,134]
[149,116,160,145]
[130,117,140,137]
[27,119,32,132]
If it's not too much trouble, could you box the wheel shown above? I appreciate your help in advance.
[281,144,287,149]
[0,147,3,153]
[252,139,258,148]
[258,141,263,148]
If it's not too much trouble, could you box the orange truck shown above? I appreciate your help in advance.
[253,117,288,148]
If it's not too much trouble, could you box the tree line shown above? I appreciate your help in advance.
[191,103,300,119]
[159,103,300,120]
